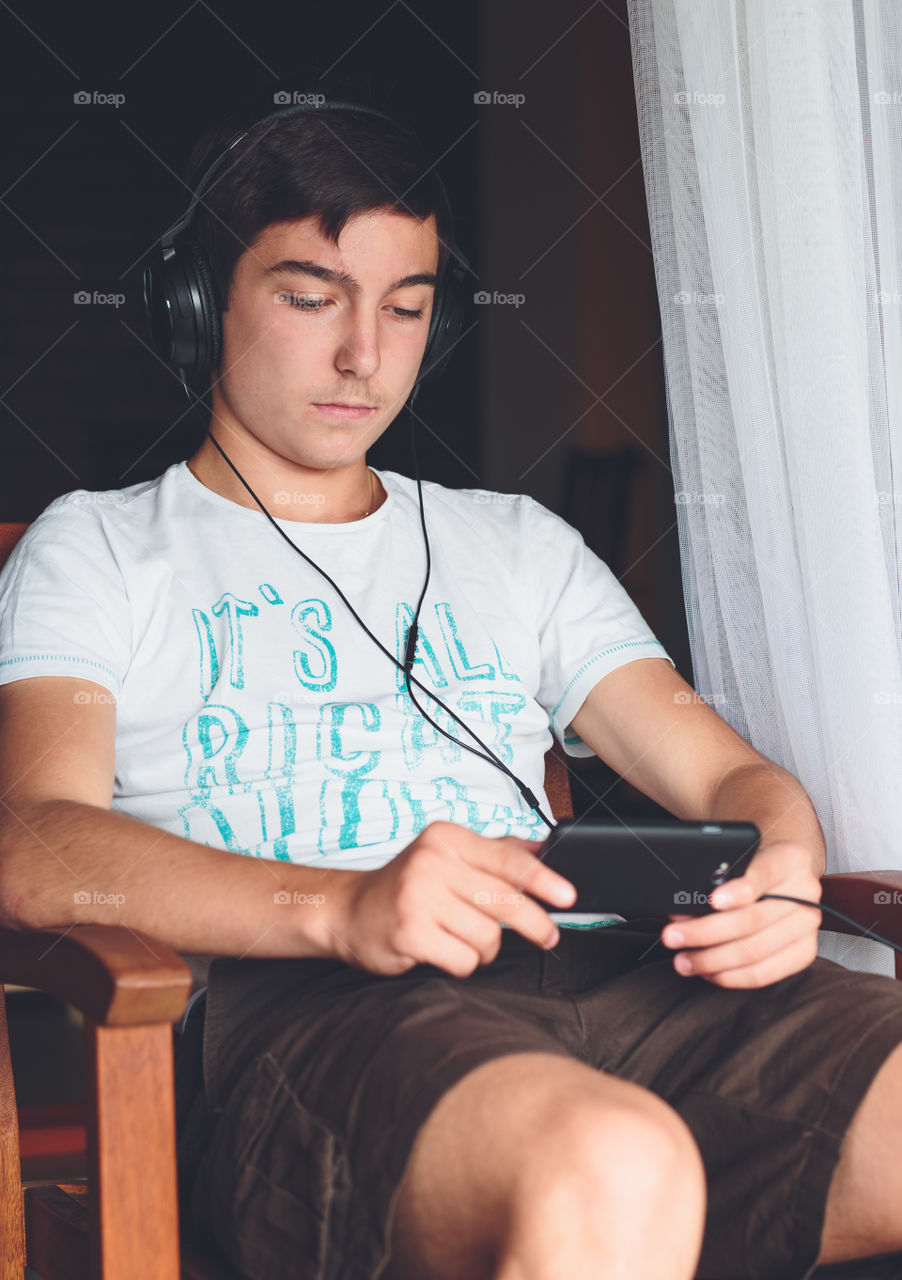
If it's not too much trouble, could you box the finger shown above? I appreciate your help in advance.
[661,894,803,952]
[671,907,818,979]
[697,933,820,990]
[391,887,507,976]
[710,843,821,910]
[494,832,579,907]
[433,900,508,968]
[458,875,560,949]
[422,922,492,978]
[428,823,577,909]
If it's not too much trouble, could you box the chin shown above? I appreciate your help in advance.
[284,442,368,472]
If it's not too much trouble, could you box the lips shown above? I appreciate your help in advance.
[312,403,377,420]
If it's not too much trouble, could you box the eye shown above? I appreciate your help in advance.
[278,293,425,322]
[280,294,328,312]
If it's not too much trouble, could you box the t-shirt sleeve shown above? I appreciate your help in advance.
[0,499,131,697]
[522,496,675,757]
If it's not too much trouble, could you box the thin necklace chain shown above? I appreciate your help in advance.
[362,465,375,517]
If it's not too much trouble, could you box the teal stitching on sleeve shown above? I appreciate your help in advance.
[551,640,667,726]
[0,654,120,689]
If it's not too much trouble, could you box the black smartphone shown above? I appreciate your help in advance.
[535,818,761,917]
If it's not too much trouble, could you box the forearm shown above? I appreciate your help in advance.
[708,761,827,877]
[0,798,358,959]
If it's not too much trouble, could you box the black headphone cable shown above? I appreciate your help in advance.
[179,377,555,830]
[175,380,902,955]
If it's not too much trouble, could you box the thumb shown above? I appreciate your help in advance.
[710,865,763,910]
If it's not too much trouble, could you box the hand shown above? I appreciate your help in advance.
[327,821,577,978]
[660,840,823,988]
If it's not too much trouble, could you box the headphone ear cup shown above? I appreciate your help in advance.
[142,238,222,374]
[418,242,470,388]
[181,239,223,372]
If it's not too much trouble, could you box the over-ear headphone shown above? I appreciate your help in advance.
[142,97,472,388]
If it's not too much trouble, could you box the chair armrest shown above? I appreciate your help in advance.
[820,871,902,951]
[0,924,192,1026]
[0,923,192,1279]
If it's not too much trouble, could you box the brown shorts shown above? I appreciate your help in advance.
[175,920,902,1280]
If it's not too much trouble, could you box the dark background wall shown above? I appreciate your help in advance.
[0,0,692,815]
[0,0,482,509]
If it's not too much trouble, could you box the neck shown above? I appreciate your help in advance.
[186,431,383,524]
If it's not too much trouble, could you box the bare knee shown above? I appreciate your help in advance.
[511,1084,706,1222]
[502,1088,706,1280]
[384,1053,705,1280]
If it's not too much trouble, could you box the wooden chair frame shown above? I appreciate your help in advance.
[3,520,902,1279]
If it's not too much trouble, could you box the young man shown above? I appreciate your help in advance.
[1,100,902,1280]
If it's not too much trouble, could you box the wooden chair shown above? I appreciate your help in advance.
[2,519,902,1280]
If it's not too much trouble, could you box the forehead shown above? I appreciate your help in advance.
[248,210,439,275]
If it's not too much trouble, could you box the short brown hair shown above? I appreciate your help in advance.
[186,101,454,310]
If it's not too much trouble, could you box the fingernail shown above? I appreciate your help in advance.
[712,890,732,909]
[675,954,693,974]
[546,929,560,948]
[665,928,684,947]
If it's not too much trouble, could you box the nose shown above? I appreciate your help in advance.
[334,303,381,380]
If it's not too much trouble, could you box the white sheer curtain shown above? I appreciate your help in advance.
[627,0,902,975]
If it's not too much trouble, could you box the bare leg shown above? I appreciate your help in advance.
[815,1039,902,1264]
[380,1051,706,1280]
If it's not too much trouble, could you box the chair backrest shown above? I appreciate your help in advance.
[561,445,641,578]
[0,523,27,571]
[0,522,574,821]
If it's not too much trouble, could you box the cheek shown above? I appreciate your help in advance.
[218,303,428,391]
[221,306,318,383]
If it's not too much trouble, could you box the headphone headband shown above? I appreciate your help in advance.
[144,97,471,384]
[160,100,401,251]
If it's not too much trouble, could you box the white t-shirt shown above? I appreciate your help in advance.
[0,461,674,927]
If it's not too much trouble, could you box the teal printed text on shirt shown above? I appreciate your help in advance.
[182,590,539,861]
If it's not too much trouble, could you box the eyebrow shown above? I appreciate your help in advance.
[266,259,437,296]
